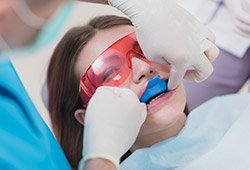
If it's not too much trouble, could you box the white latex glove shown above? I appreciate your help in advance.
[225,0,250,38]
[80,86,147,169]
[109,0,219,89]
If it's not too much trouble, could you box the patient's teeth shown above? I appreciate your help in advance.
[148,92,165,105]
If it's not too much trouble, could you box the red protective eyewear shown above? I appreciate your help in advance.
[79,32,150,108]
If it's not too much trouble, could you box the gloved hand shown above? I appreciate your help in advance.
[109,0,219,89]
[80,86,147,169]
[225,0,250,38]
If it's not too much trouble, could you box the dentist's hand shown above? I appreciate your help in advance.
[225,0,250,38]
[109,0,219,89]
[80,86,147,169]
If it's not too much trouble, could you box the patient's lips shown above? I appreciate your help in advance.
[138,75,174,112]
[147,90,175,112]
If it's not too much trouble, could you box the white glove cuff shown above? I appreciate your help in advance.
[79,154,119,170]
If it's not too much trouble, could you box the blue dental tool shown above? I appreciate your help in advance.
[140,75,168,104]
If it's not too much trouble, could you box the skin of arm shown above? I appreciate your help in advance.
[84,159,116,170]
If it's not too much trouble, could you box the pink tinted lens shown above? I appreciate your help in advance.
[80,32,145,106]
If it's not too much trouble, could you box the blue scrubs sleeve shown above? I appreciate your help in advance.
[0,58,70,169]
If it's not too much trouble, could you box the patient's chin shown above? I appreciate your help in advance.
[136,111,186,146]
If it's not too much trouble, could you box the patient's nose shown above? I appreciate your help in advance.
[131,57,155,84]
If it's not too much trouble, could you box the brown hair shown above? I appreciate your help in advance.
[47,15,132,169]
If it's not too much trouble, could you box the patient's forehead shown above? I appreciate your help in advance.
[75,25,135,78]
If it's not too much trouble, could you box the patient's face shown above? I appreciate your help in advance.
[75,25,186,145]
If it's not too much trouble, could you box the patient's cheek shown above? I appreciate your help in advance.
[119,79,142,98]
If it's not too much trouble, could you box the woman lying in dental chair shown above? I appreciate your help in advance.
[46,15,250,170]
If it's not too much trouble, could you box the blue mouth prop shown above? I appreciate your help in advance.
[140,75,168,104]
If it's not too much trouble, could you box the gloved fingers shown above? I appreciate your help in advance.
[235,9,250,25]
[168,65,187,90]
[234,18,250,36]
[96,86,126,96]
[111,86,131,97]
[235,26,250,38]
[184,54,213,82]
[118,90,147,122]
[114,87,140,102]
[202,27,216,43]
[95,86,116,96]
[138,103,147,122]
[196,22,216,43]
[97,86,139,102]
[111,83,147,120]
[146,55,169,65]
[201,39,220,62]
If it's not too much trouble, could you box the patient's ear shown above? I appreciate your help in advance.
[74,109,85,125]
